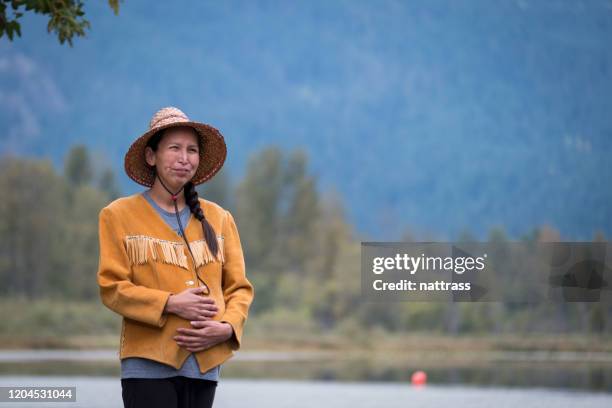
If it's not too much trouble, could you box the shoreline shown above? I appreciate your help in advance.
[1,347,612,365]
[2,333,611,352]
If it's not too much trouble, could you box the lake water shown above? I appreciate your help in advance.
[0,350,610,407]
[1,377,611,408]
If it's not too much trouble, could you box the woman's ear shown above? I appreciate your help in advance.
[144,146,156,167]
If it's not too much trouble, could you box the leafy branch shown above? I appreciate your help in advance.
[0,0,121,46]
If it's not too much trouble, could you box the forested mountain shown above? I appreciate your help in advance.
[1,0,610,239]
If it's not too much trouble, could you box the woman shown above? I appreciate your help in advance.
[97,107,254,408]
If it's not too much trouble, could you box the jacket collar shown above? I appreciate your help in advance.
[136,193,199,242]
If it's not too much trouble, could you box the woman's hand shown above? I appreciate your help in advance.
[164,287,218,321]
[174,321,233,352]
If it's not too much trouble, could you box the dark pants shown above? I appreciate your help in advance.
[121,377,217,408]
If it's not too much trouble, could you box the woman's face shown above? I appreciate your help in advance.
[145,127,200,189]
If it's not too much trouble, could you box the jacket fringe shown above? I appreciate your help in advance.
[125,235,224,270]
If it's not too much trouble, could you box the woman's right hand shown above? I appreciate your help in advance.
[164,287,218,321]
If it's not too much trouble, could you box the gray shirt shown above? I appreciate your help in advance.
[120,190,221,381]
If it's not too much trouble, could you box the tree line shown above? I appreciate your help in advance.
[0,146,609,335]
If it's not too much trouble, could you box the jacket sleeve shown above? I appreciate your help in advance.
[219,210,254,350]
[97,206,171,328]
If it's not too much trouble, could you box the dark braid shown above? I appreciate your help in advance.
[184,181,219,257]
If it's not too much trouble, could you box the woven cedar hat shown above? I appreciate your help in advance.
[124,107,227,187]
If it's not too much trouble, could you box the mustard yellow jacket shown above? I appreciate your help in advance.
[97,193,254,373]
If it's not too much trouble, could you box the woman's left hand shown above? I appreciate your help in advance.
[174,321,233,352]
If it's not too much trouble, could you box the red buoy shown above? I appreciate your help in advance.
[411,370,427,387]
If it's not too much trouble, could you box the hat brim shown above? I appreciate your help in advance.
[124,121,227,187]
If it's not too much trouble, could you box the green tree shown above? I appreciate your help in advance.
[59,184,109,298]
[0,153,109,299]
[197,167,232,210]
[0,0,120,46]
[0,156,65,297]
[64,145,92,187]
[304,191,359,328]
[234,148,284,315]
[98,168,120,200]
[279,150,320,273]
[235,148,284,271]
